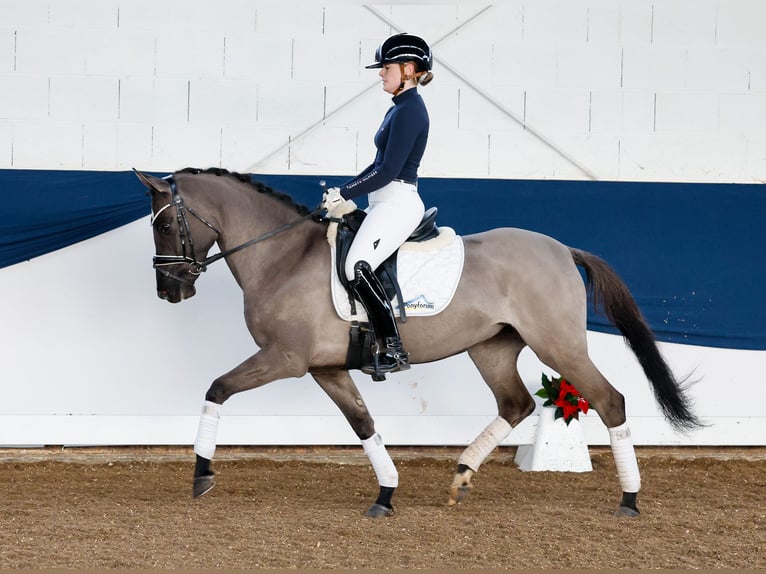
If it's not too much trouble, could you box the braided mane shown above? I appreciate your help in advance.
[177,167,313,216]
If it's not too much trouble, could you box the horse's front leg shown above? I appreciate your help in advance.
[192,346,309,498]
[312,369,397,518]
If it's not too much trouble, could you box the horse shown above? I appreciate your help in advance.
[135,167,700,518]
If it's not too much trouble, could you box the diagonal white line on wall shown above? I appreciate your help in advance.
[246,4,598,180]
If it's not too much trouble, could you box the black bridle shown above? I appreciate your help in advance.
[151,175,322,284]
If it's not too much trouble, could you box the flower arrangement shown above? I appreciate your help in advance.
[535,373,589,425]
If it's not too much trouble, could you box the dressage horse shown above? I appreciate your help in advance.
[135,167,700,518]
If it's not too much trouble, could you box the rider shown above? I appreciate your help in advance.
[322,33,434,376]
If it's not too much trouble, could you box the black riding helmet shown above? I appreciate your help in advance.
[366,33,432,72]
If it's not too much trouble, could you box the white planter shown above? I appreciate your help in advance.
[514,406,593,472]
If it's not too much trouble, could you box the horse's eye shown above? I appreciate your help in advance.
[158,223,172,235]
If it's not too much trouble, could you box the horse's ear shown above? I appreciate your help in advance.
[133,169,171,196]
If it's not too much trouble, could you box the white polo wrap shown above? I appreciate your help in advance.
[458,416,512,471]
[361,433,399,488]
[609,422,641,493]
[194,401,221,460]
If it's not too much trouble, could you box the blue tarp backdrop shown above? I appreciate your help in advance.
[2,169,763,350]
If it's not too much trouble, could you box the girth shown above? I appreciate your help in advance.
[335,207,439,322]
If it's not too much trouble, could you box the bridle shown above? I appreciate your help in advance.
[151,175,321,285]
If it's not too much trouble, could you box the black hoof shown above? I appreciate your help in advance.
[614,505,640,517]
[615,491,639,516]
[364,503,394,518]
[193,474,216,498]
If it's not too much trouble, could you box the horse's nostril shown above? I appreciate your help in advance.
[158,290,169,300]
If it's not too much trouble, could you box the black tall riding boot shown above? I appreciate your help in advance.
[349,261,410,376]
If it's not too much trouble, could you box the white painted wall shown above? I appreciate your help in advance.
[1,0,763,447]
[1,0,765,181]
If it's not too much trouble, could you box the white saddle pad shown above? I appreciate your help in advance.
[331,227,465,321]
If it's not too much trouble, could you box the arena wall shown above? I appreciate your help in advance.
[1,0,763,447]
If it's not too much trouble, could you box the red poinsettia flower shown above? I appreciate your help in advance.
[534,373,590,425]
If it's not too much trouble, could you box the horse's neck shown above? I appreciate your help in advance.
[216,192,322,290]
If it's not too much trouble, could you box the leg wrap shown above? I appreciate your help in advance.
[194,401,220,460]
[609,422,641,493]
[362,433,398,488]
[458,416,512,472]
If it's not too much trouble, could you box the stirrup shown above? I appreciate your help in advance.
[361,338,410,377]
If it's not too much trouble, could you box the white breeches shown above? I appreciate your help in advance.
[344,180,425,281]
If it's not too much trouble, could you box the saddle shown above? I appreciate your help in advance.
[333,207,439,375]
[334,206,439,321]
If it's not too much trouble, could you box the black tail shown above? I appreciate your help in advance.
[570,248,702,431]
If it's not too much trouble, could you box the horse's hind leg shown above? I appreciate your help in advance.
[312,369,397,518]
[536,344,641,517]
[448,327,535,506]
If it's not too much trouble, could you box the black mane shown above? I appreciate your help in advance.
[177,167,313,216]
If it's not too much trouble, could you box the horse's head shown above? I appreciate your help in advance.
[134,170,220,303]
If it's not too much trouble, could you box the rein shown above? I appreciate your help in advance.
[152,175,322,283]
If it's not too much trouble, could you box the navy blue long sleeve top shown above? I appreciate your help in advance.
[339,88,429,200]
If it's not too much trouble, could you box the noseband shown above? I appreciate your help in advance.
[151,175,321,285]
[151,175,222,284]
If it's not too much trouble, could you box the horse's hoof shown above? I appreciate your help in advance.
[613,505,640,517]
[447,483,473,506]
[193,474,216,498]
[364,503,394,518]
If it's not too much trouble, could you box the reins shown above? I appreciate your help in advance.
[152,174,322,281]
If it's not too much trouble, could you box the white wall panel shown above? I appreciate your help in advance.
[292,36,360,84]
[255,80,324,129]
[425,125,488,177]
[619,90,655,133]
[618,135,748,181]
[323,5,388,39]
[557,46,621,89]
[48,0,118,28]
[49,76,118,122]
[82,123,118,168]
[388,4,461,44]
[223,34,292,81]
[254,2,325,36]
[525,89,591,135]
[83,29,155,78]
[15,27,89,75]
[621,47,687,90]
[617,2,652,46]
[589,90,622,134]
[289,126,360,175]
[2,0,48,25]
[115,123,153,170]
[189,79,259,126]
[489,129,557,179]
[552,134,619,180]
[745,49,766,92]
[0,123,11,165]
[685,47,750,92]
[223,126,290,174]
[11,121,83,168]
[0,28,14,72]
[460,3,522,43]
[651,0,718,47]
[152,123,222,170]
[155,31,224,80]
[746,138,766,179]
[584,0,620,45]
[117,78,189,124]
[0,74,48,119]
[654,92,719,134]
[491,42,557,88]
[719,94,766,136]
[522,0,588,45]
[716,0,766,47]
